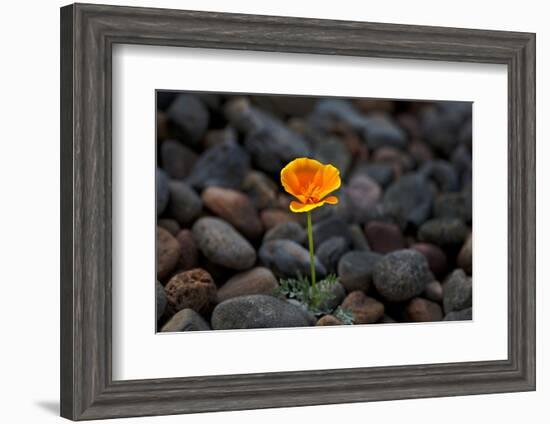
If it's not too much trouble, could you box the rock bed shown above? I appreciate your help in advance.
[156,92,473,332]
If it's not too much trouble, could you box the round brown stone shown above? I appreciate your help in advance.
[242,171,278,210]
[341,291,384,324]
[175,229,199,271]
[260,208,297,230]
[202,187,263,239]
[411,242,448,278]
[164,268,217,315]
[157,226,181,281]
[406,297,443,322]
[364,221,406,254]
[217,267,278,303]
[423,280,443,303]
[457,233,472,275]
[316,315,344,326]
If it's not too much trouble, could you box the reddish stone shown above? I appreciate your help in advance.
[157,227,181,281]
[175,229,199,271]
[341,291,384,324]
[164,268,217,315]
[411,242,448,278]
[406,297,443,322]
[364,221,406,254]
[316,315,344,326]
[202,186,263,239]
[260,208,297,230]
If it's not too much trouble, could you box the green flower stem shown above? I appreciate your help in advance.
[306,210,316,300]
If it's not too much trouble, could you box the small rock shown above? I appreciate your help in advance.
[362,116,407,151]
[372,146,411,177]
[457,234,472,275]
[156,168,169,215]
[192,217,257,270]
[316,236,349,274]
[317,280,346,312]
[157,227,181,280]
[383,174,433,230]
[423,281,443,303]
[158,218,180,236]
[434,192,472,222]
[312,217,353,246]
[344,175,382,224]
[242,171,279,209]
[408,141,434,165]
[224,97,265,133]
[420,160,460,192]
[443,307,472,321]
[156,281,166,320]
[316,315,343,326]
[244,118,310,174]
[338,251,382,292]
[259,239,326,279]
[309,193,351,223]
[263,221,306,245]
[459,118,472,148]
[202,127,238,149]
[352,163,394,188]
[175,229,199,271]
[373,249,432,302]
[421,103,469,156]
[217,267,278,302]
[166,94,209,146]
[406,297,443,322]
[260,208,297,230]
[187,142,250,190]
[164,268,217,315]
[202,187,263,239]
[451,144,473,186]
[418,218,469,249]
[443,269,472,314]
[211,294,315,329]
[161,308,211,332]
[160,139,198,179]
[157,111,169,142]
[365,221,406,254]
[410,243,448,278]
[167,181,202,226]
[313,138,352,177]
[349,224,370,251]
[309,99,370,134]
[341,291,385,324]
[197,93,222,111]
[355,99,396,114]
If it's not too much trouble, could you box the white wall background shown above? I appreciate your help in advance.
[0,0,545,423]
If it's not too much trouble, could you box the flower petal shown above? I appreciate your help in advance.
[316,165,341,200]
[289,196,339,213]
[281,158,322,199]
[323,195,339,205]
[289,200,322,213]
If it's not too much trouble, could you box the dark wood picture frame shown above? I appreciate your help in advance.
[60,3,536,421]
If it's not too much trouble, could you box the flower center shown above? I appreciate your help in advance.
[303,183,321,204]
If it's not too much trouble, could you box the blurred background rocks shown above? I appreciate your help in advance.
[156,92,473,332]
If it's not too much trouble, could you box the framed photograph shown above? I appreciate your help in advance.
[60,3,536,420]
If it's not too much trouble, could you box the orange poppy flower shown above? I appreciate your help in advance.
[280,157,341,213]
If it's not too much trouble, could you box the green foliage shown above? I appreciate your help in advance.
[334,306,355,325]
[276,274,311,303]
[276,273,344,317]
